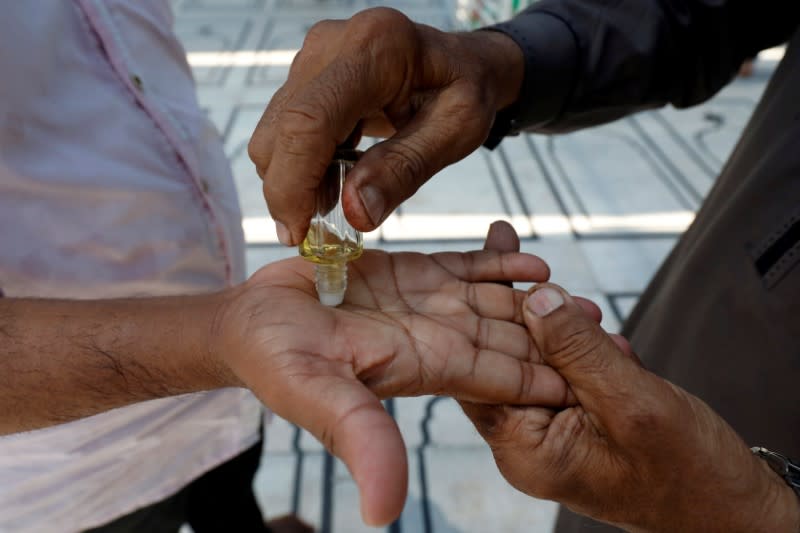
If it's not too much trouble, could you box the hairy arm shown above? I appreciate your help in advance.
[0,293,233,435]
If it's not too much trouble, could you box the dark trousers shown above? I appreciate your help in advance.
[85,440,271,533]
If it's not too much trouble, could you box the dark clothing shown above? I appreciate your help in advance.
[85,441,270,533]
[489,1,800,532]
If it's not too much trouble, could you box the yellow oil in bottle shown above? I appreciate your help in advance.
[299,146,363,306]
[299,219,363,265]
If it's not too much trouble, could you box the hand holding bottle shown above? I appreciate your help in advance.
[248,7,525,244]
[213,247,569,526]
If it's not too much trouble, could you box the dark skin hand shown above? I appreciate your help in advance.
[214,247,571,525]
[472,221,800,532]
[249,7,524,245]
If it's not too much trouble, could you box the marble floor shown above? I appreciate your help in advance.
[172,0,780,531]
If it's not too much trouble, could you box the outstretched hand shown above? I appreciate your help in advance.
[249,7,524,244]
[214,247,569,525]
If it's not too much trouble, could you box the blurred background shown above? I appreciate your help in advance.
[171,0,782,531]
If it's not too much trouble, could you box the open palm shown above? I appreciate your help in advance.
[216,247,568,525]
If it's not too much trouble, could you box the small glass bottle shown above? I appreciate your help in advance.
[299,148,363,306]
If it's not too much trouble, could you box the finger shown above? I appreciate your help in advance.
[258,70,378,245]
[261,11,419,244]
[483,220,521,253]
[429,250,551,284]
[467,286,545,326]
[342,80,493,230]
[574,296,603,323]
[483,220,521,288]
[353,335,571,407]
[264,359,407,526]
[522,284,652,420]
[462,282,525,323]
[361,113,396,138]
[406,286,535,359]
[472,317,534,361]
[249,19,347,179]
[439,349,571,407]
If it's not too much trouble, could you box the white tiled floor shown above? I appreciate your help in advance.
[172,0,778,531]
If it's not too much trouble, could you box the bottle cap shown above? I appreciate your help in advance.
[318,289,345,307]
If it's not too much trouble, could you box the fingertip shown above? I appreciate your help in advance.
[342,181,380,232]
[339,408,408,526]
[484,220,520,252]
[525,285,567,318]
[355,433,408,526]
[356,184,386,229]
[538,257,551,282]
[275,221,293,246]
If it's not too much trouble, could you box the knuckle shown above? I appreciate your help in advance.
[383,141,428,194]
[248,116,272,173]
[290,27,329,78]
[456,89,493,133]
[349,7,411,45]
[544,320,608,372]
[276,106,331,156]
[261,178,282,211]
[449,82,486,109]
[514,361,534,404]
[302,20,335,51]
[247,137,267,176]
[288,47,311,77]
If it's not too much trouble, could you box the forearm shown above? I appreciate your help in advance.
[0,292,236,435]
[487,0,799,136]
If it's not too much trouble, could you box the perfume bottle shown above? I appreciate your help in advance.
[299,148,363,306]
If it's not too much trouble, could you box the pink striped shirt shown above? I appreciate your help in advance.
[0,2,262,530]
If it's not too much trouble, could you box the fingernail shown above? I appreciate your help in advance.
[358,185,385,227]
[275,221,292,245]
[527,287,564,317]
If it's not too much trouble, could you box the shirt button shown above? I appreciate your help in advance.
[200,179,210,193]
[130,74,144,91]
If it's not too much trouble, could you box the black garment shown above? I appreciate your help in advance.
[486,1,800,532]
[488,0,799,139]
[84,440,271,533]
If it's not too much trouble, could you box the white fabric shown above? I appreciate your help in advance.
[0,2,262,531]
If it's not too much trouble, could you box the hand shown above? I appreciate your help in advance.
[460,279,800,532]
[248,7,524,244]
[213,248,570,526]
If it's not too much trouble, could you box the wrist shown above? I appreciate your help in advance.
[469,29,525,112]
[757,455,800,532]
[194,287,246,390]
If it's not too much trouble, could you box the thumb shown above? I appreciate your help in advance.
[522,284,646,418]
[341,83,492,231]
[273,373,407,526]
